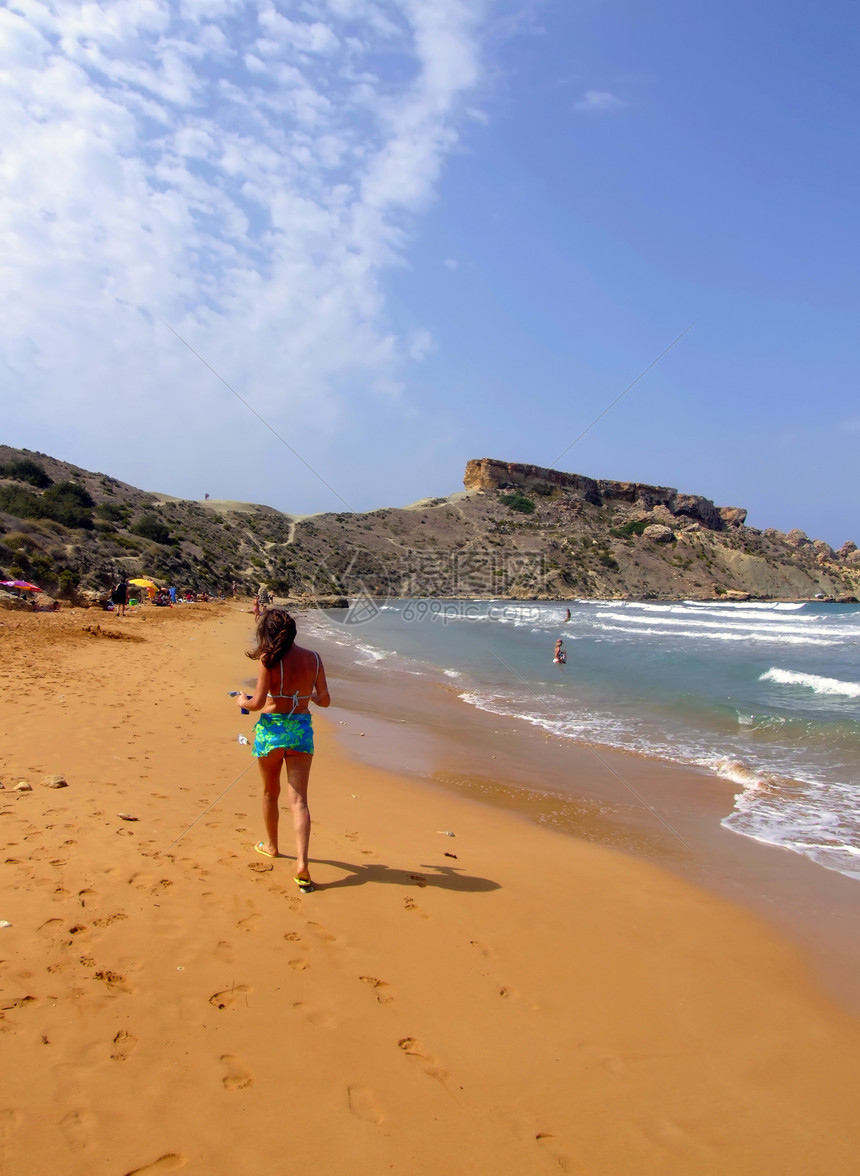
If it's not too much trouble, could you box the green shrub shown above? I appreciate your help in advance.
[57,569,80,597]
[0,485,41,519]
[43,483,94,529]
[28,556,56,585]
[610,519,650,539]
[132,514,171,544]
[2,531,37,552]
[97,501,130,523]
[0,458,53,488]
[499,492,536,514]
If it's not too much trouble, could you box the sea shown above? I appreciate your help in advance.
[311,598,860,883]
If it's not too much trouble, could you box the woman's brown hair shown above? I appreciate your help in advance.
[246,608,297,669]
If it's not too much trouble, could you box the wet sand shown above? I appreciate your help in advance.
[2,602,860,1175]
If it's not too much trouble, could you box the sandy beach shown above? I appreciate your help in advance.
[2,602,860,1175]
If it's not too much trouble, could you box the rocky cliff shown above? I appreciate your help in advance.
[463,458,747,531]
[1,446,857,603]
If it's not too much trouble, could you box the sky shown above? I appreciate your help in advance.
[2,0,858,547]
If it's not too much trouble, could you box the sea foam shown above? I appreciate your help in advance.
[760,668,860,698]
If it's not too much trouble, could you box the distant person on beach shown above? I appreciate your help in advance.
[111,578,128,617]
[238,609,330,892]
[554,638,566,664]
[565,608,571,622]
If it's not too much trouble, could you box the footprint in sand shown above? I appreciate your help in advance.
[536,1132,577,1172]
[292,1002,337,1029]
[304,921,336,944]
[497,985,521,1000]
[111,1029,138,1062]
[638,1117,715,1157]
[94,969,134,994]
[0,1108,21,1142]
[247,861,273,875]
[214,941,235,963]
[283,932,302,943]
[123,1152,187,1174]
[347,1086,384,1124]
[36,917,64,938]
[59,1108,96,1150]
[237,913,261,933]
[78,888,97,908]
[397,1037,450,1084]
[575,1041,629,1076]
[359,976,394,1005]
[288,957,309,971]
[209,984,252,1010]
[403,896,429,919]
[220,1055,254,1090]
[470,939,497,959]
[1,995,37,1015]
[93,912,129,928]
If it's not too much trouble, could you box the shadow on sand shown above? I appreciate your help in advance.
[312,857,500,894]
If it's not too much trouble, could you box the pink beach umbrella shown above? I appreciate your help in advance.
[1,580,42,592]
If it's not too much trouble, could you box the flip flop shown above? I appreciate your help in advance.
[255,842,279,858]
[294,873,315,893]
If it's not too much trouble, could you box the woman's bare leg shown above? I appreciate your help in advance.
[285,753,313,875]
[257,750,284,855]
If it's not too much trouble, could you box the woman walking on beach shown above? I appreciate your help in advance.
[237,609,330,892]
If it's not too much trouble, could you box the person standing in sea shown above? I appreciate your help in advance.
[237,609,330,892]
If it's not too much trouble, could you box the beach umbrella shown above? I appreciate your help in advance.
[1,579,42,592]
[129,577,158,600]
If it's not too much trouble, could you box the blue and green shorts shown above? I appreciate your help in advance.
[252,712,314,757]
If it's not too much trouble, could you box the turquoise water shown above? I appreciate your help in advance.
[312,599,860,881]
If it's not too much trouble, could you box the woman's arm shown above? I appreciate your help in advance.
[312,660,331,708]
[239,661,272,712]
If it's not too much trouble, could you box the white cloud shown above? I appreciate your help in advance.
[573,88,626,113]
[0,0,492,502]
[443,257,458,268]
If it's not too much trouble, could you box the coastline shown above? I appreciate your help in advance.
[308,618,860,1013]
[2,602,860,1174]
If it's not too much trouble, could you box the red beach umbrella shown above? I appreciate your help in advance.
[0,580,42,592]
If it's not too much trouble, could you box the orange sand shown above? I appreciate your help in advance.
[2,603,860,1175]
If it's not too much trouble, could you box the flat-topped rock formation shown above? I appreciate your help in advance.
[464,458,747,531]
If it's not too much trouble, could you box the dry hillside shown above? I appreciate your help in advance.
[1,445,857,603]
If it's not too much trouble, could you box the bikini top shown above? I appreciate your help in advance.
[267,652,320,715]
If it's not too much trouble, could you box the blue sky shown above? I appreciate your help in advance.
[2,0,858,546]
